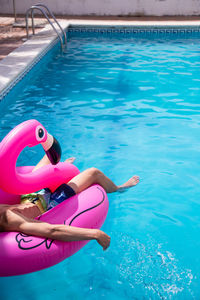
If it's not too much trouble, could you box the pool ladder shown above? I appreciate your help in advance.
[25,4,67,52]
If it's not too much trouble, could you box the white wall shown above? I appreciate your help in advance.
[1,0,200,16]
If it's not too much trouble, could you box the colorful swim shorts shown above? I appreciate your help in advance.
[21,184,76,213]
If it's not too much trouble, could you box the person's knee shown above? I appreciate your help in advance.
[3,209,13,226]
[88,167,102,180]
[2,209,22,231]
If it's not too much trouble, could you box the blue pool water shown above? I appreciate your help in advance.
[1,30,200,299]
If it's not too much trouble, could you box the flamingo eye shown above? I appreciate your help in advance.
[38,128,44,138]
[35,125,46,141]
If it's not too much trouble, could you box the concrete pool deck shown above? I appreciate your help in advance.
[1,15,200,60]
[0,16,48,61]
[1,15,200,100]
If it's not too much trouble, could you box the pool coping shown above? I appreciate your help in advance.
[1,19,200,101]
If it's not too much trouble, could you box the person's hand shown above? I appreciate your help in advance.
[96,230,110,250]
[65,157,76,164]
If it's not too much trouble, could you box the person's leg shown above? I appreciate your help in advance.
[32,156,76,172]
[67,167,139,194]
[32,155,50,172]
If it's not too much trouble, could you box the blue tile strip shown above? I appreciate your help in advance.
[68,26,200,37]
[1,25,200,101]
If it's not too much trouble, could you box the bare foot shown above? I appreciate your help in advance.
[65,157,76,164]
[118,175,139,192]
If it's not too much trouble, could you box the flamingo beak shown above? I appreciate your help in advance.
[41,133,62,165]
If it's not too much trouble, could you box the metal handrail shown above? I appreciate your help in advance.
[35,4,67,45]
[25,5,66,52]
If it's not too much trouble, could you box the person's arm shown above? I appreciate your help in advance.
[3,209,110,250]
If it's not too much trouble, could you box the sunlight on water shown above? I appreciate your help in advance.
[109,233,194,299]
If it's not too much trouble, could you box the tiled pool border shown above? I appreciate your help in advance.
[68,25,200,36]
[1,22,200,101]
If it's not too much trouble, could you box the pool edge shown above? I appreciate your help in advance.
[1,20,200,101]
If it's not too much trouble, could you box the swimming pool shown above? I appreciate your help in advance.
[1,26,200,299]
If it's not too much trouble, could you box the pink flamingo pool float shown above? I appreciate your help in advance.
[0,120,109,276]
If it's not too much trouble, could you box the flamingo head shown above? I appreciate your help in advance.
[14,119,61,165]
[31,120,62,165]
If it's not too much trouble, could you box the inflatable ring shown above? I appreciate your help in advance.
[0,120,109,276]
